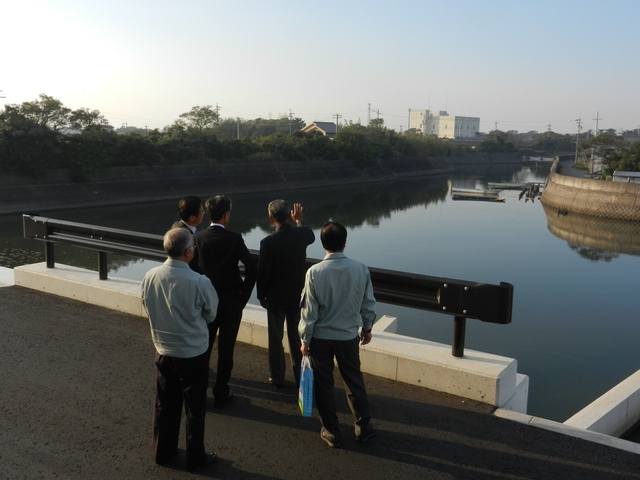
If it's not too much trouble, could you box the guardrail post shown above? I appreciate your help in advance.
[99,252,108,280]
[46,242,55,268]
[452,315,466,357]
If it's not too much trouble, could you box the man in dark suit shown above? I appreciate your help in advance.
[194,195,257,408]
[257,200,315,387]
[172,196,204,234]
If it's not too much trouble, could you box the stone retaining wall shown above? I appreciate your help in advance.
[540,158,640,221]
[0,153,521,216]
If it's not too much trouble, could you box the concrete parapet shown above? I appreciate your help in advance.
[13,262,526,411]
[564,369,640,438]
[359,328,521,407]
[541,158,640,221]
[14,263,144,317]
[0,266,15,287]
[494,409,640,455]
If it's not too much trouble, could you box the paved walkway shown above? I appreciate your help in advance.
[2,285,640,479]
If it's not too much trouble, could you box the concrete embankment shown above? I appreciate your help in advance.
[0,153,521,216]
[541,157,640,221]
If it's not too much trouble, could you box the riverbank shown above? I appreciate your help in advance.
[0,153,522,216]
[541,156,640,221]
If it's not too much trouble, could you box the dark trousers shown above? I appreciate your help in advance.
[309,336,371,436]
[267,307,303,386]
[152,350,209,467]
[207,296,243,400]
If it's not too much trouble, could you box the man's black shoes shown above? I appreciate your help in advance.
[268,377,284,388]
[355,424,374,443]
[214,389,234,409]
[186,451,217,472]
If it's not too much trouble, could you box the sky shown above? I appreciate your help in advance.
[2,0,639,135]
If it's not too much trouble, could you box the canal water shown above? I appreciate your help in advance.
[2,162,639,422]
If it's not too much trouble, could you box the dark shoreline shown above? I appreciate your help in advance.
[0,153,523,216]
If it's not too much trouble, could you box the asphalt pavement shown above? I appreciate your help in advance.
[2,286,640,479]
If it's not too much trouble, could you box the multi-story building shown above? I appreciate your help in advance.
[409,109,480,139]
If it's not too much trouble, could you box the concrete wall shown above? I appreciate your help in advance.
[13,262,528,411]
[541,158,640,221]
[0,154,522,216]
[564,370,640,438]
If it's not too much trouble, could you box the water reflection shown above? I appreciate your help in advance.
[543,203,640,258]
[0,176,451,273]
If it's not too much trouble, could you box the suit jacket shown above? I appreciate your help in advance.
[172,220,185,230]
[257,222,315,310]
[171,221,200,272]
[194,225,257,308]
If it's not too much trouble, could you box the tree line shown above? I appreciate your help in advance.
[2,94,638,179]
[0,95,472,179]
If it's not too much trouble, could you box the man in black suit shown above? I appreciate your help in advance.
[257,200,315,387]
[194,195,257,407]
[172,196,204,234]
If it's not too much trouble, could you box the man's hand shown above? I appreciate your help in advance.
[291,203,304,223]
[360,331,372,345]
[300,344,309,356]
[259,298,268,309]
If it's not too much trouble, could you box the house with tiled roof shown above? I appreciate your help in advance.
[300,121,337,139]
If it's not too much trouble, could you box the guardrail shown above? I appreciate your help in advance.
[23,214,513,357]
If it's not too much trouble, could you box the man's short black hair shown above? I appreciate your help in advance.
[268,199,290,224]
[178,196,202,221]
[205,195,232,223]
[320,221,347,252]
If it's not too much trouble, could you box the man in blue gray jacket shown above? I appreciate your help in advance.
[299,221,376,448]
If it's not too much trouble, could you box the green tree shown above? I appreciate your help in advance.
[583,131,625,160]
[335,126,375,166]
[0,104,62,175]
[601,140,640,174]
[69,108,109,130]
[18,94,72,132]
[530,132,575,153]
[61,126,116,179]
[479,130,517,153]
[178,105,219,131]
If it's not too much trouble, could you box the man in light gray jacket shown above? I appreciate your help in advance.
[142,228,219,472]
[299,221,376,448]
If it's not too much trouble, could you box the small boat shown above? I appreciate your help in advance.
[451,188,505,202]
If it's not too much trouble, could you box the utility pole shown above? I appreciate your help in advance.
[215,103,221,123]
[334,113,342,133]
[368,103,371,125]
[288,109,295,134]
[593,111,602,137]
[494,121,498,131]
[237,117,240,140]
[574,117,582,165]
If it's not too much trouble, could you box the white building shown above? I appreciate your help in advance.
[409,110,480,140]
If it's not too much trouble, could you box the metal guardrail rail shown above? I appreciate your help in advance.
[23,214,513,357]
